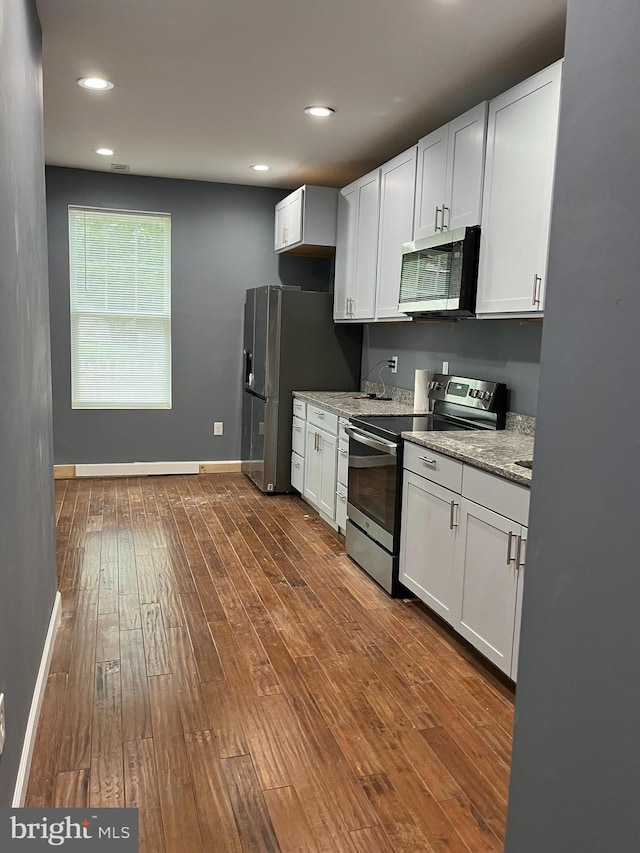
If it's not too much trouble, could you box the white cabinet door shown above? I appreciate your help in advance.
[334,183,357,320]
[445,102,487,232]
[456,499,520,675]
[476,61,562,315]
[510,526,527,682]
[413,126,448,240]
[318,430,338,519]
[352,170,379,320]
[399,472,461,627]
[303,423,322,506]
[375,147,416,321]
[291,452,304,493]
[275,200,288,251]
[286,187,303,246]
[335,483,348,532]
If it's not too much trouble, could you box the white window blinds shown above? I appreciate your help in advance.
[69,206,172,409]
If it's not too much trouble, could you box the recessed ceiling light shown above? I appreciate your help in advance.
[77,77,114,90]
[250,164,271,172]
[304,106,335,118]
[94,148,114,156]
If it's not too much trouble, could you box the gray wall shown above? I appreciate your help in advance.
[506,1,640,849]
[0,0,57,805]
[46,167,332,464]
[362,320,542,414]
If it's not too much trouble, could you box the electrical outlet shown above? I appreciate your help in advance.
[213,421,223,436]
[0,693,5,756]
[442,361,449,374]
[390,355,398,374]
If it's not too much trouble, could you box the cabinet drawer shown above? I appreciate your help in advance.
[462,465,530,525]
[292,417,305,456]
[403,442,463,493]
[337,438,349,486]
[307,405,338,435]
[293,398,306,420]
[291,452,304,492]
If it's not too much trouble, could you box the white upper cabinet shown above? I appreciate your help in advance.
[374,146,416,321]
[413,102,487,241]
[274,185,338,255]
[333,170,379,322]
[476,60,563,316]
[333,183,357,321]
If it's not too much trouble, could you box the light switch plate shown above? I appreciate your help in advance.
[214,422,223,436]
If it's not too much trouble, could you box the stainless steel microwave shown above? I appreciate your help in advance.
[398,225,480,318]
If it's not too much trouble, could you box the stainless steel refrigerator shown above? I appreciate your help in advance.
[242,286,361,493]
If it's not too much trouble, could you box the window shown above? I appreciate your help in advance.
[69,206,172,409]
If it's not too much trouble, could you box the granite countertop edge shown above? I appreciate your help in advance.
[402,430,533,488]
[292,390,427,418]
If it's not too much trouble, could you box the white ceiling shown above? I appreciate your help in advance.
[37,0,567,190]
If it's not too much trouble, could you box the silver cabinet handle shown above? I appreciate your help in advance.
[293,460,300,468]
[294,425,301,432]
[442,205,450,230]
[449,500,458,530]
[336,492,347,502]
[434,206,442,232]
[313,432,318,451]
[338,448,348,456]
[316,411,325,418]
[506,531,516,565]
[418,455,437,466]
[532,274,542,307]
[516,536,527,569]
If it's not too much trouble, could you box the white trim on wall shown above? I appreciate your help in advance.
[57,461,243,478]
[12,591,62,808]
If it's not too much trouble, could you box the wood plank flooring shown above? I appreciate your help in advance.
[28,473,515,852]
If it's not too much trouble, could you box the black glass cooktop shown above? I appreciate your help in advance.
[351,414,473,441]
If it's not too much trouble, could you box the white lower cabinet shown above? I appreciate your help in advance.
[400,444,529,679]
[399,472,461,626]
[291,452,304,492]
[303,420,338,522]
[457,500,523,675]
[336,482,348,532]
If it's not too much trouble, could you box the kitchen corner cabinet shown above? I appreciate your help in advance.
[274,185,338,255]
[413,102,487,241]
[399,447,529,680]
[476,60,563,316]
[334,171,379,321]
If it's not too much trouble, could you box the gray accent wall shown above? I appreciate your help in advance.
[506,1,640,849]
[362,320,542,414]
[46,167,332,464]
[0,0,57,805]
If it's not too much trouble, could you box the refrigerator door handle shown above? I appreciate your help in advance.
[243,349,253,389]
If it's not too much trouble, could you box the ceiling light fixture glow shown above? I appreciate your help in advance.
[77,77,114,90]
[95,148,114,156]
[304,106,335,118]
[250,164,271,171]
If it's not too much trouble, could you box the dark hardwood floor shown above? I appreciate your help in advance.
[26,473,515,852]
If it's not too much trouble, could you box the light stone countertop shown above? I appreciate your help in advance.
[293,390,427,418]
[402,430,534,487]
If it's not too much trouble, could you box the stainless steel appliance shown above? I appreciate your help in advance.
[398,226,480,317]
[242,286,361,493]
[345,374,507,595]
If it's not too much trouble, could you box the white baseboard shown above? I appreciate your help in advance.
[12,590,62,807]
[61,461,242,478]
[76,461,200,477]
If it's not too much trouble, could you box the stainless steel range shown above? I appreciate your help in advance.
[345,374,507,596]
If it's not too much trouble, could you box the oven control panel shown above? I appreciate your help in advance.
[428,374,506,413]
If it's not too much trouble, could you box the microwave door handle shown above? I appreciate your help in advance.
[345,426,398,456]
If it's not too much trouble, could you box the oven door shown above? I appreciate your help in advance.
[345,426,399,553]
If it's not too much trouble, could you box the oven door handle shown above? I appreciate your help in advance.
[345,426,398,456]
